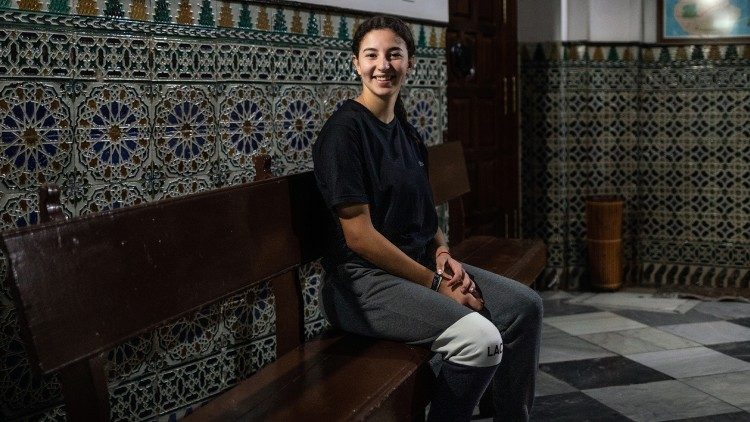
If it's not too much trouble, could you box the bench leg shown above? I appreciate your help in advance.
[59,355,110,421]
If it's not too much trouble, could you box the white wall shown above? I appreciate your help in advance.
[518,0,563,42]
[642,0,657,43]
[589,0,642,42]
[298,0,449,23]
[519,0,655,43]
[567,0,591,40]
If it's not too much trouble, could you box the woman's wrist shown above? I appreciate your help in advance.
[430,272,443,291]
[435,246,450,259]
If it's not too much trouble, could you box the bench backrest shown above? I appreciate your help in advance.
[428,141,471,243]
[1,172,329,419]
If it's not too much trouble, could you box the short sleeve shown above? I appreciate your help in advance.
[313,123,369,209]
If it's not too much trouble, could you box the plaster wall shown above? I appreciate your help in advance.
[299,0,449,22]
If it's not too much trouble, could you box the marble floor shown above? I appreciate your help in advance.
[475,290,750,421]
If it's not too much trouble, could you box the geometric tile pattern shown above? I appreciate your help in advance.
[0,3,447,420]
[520,42,750,292]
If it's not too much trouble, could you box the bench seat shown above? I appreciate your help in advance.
[187,333,431,421]
[451,236,547,287]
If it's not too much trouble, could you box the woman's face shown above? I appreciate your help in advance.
[353,29,413,101]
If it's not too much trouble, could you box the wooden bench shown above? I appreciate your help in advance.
[2,176,432,421]
[1,142,545,421]
[428,141,547,288]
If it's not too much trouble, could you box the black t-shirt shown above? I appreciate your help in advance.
[313,99,438,270]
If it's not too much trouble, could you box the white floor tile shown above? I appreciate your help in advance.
[626,346,750,378]
[683,370,750,413]
[584,380,741,422]
[567,292,699,314]
[544,311,647,335]
[580,327,699,355]
[539,333,616,364]
[658,321,750,345]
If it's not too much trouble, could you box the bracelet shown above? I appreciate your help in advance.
[437,250,451,258]
[430,272,443,291]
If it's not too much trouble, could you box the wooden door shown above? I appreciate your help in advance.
[446,0,519,239]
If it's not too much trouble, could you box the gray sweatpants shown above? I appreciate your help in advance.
[321,262,543,421]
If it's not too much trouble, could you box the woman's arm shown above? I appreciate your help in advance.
[338,203,482,310]
[338,202,435,287]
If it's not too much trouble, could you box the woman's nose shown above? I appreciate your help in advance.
[377,58,390,70]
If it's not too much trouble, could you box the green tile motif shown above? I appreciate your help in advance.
[307,10,318,36]
[273,7,286,32]
[238,3,252,29]
[48,0,69,14]
[198,0,214,26]
[154,0,170,23]
[607,46,618,62]
[104,0,123,18]
[338,15,348,40]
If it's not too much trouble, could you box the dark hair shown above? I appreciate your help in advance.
[351,15,416,58]
[351,16,421,143]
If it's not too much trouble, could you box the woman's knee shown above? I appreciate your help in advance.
[431,312,503,367]
[520,287,544,324]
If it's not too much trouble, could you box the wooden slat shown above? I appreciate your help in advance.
[428,142,471,204]
[1,177,303,374]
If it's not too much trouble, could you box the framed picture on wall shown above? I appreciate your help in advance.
[658,0,750,43]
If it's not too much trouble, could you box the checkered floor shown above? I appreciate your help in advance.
[476,290,750,421]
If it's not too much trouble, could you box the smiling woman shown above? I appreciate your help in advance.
[312,15,543,422]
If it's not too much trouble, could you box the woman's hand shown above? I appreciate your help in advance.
[435,250,482,310]
[436,251,475,295]
[437,275,483,311]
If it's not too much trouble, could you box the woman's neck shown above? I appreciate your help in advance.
[356,92,397,124]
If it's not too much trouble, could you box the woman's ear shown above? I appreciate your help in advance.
[352,55,361,75]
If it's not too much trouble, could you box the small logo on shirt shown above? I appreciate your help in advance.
[418,161,424,167]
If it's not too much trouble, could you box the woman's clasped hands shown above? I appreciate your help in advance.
[435,249,484,311]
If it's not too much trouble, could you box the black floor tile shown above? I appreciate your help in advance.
[543,299,600,317]
[539,356,672,390]
[669,411,750,421]
[611,308,721,326]
[530,392,631,422]
[707,341,750,362]
[730,317,750,328]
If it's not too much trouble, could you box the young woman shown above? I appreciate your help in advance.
[312,15,543,422]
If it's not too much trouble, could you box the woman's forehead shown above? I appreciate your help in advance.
[359,29,407,50]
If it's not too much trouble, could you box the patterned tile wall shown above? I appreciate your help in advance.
[0,2,447,420]
[521,42,750,291]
